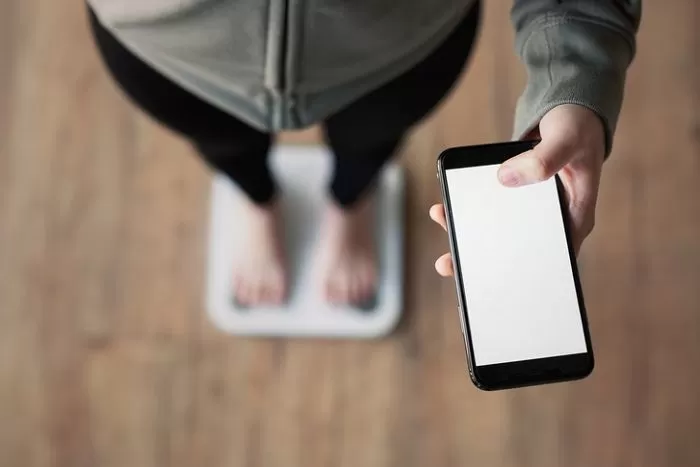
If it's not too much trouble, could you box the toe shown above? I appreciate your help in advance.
[332,270,352,304]
[264,273,283,305]
[355,268,372,302]
[338,273,352,304]
[359,260,376,292]
[247,277,262,305]
[366,264,378,295]
[325,277,338,303]
[237,281,250,306]
[273,268,286,303]
[262,285,276,305]
[232,275,243,300]
[329,284,342,304]
[259,283,272,304]
[349,273,362,304]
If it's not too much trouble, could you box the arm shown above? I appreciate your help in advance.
[511,0,642,154]
[429,1,642,275]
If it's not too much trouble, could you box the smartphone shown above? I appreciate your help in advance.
[437,141,594,390]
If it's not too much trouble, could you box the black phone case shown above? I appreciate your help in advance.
[437,141,594,390]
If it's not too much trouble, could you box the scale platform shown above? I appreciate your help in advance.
[205,145,404,338]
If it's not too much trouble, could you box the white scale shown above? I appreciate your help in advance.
[206,145,404,338]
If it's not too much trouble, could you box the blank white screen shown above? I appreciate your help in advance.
[446,165,587,366]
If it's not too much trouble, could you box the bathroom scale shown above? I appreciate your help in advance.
[205,144,404,338]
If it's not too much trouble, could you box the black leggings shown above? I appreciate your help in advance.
[89,4,480,207]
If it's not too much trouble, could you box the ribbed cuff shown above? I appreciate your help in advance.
[512,17,635,157]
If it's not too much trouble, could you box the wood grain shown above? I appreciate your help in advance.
[0,1,698,466]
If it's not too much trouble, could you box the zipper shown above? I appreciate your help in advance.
[266,0,291,129]
[264,0,289,131]
[265,0,298,129]
[279,0,288,95]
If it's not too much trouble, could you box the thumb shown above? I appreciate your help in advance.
[498,139,572,187]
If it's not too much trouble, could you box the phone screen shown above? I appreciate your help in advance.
[445,164,587,367]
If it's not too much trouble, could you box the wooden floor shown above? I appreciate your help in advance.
[1,1,699,466]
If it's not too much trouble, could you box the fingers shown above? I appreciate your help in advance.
[434,252,454,277]
[429,204,447,231]
[430,205,453,276]
[559,164,598,256]
[498,138,573,187]
[499,104,605,188]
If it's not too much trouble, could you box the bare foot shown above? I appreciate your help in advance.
[232,198,287,306]
[317,194,377,305]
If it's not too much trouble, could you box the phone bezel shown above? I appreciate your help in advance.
[437,141,594,391]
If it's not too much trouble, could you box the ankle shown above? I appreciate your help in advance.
[328,190,375,216]
[242,195,279,217]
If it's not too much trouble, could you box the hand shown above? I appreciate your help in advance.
[429,104,606,277]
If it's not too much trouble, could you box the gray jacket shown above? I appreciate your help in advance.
[89,0,641,150]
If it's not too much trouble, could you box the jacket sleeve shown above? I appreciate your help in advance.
[511,0,641,154]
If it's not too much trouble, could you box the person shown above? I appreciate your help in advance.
[87,0,641,306]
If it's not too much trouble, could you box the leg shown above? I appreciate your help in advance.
[89,9,276,204]
[89,9,286,305]
[320,3,481,304]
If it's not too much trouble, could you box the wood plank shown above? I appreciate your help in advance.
[0,0,62,465]
[0,0,699,466]
[85,340,192,467]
